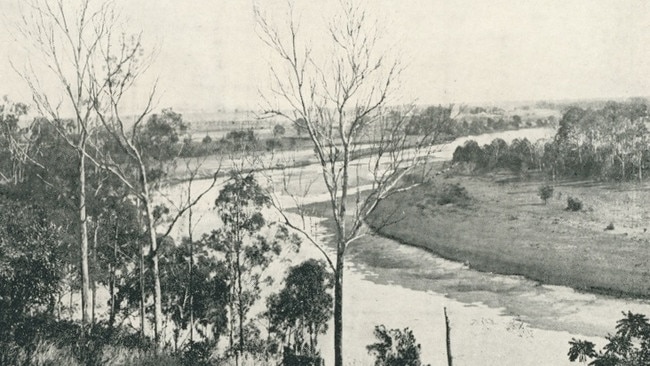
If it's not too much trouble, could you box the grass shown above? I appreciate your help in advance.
[367,171,650,299]
[0,339,284,366]
[0,340,182,366]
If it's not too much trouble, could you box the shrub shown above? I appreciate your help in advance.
[202,134,212,144]
[566,197,583,211]
[605,222,615,231]
[0,340,80,366]
[568,312,650,365]
[436,183,471,207]
[181,341,214,366]
[367,325,428,366]
[538,185,554,205]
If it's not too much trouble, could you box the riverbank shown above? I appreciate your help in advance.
[368,171,650,299]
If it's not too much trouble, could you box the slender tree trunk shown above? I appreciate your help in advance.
[92,222,99,324]
[136,196,146,338]
[228,248,235,355]
[237,249,244,358]
[139,235,146,338]
[109,221,118,328]
[188,195,195,344]
[334,248,344,366]
[621,158,625,181]
[143,194,163,347]
[79,146,91,329]
[444,307,453,366]
[229,295,235,359]
[69,280,74,319]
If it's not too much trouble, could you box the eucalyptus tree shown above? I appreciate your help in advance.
[207,172,297,362]
[266,259,333,359]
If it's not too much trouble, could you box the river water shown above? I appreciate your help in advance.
[161,128,650,365]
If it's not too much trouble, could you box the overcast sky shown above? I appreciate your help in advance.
[1,0,649,112]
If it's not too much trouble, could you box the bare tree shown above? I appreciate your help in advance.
[14,0,119,329]
[256,2,447,365]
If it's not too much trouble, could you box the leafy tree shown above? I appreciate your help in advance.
[0,197,67,331]
[538,185,554,205]
[137,108,188,165]
[0,97,32,185]
[207,172,296,359]
[273,124,286,138]
[452,140,482,165]
[80,176,145,328]
[407,106,455,137]
[158,237,229,352]
[367,325,428,366]
[221,129,258,152]
[568,312,650,365]
[202,134,213,144]
[266,260,333,359]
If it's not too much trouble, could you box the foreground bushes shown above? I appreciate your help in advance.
[568,312,650,365]
[367,325,429,366]
[0,339,181,366]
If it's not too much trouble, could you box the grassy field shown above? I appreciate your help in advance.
[368,171,650,298]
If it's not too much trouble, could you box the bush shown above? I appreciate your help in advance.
[282,347,322,366]
[605,222,615,231]
[568,312,650,365]
[367,325,428,366]
[538,185,554,204]
[0,340,80,366]
[181,341,214,366]
[566,197,583,211]
[436,183,471,207]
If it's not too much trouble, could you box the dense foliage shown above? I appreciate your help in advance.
[452,100,650,182]
[266,259,333,363]
[367,326,428,366]
[568,312,650,365]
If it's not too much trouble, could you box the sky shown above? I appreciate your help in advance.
[1,0,650,112]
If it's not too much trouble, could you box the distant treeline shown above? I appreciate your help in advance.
[452,100,650,182]
[179,105,555,159]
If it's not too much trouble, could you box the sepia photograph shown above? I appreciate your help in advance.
[1,0,650,365]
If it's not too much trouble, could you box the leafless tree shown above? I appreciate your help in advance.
[14,0,120,330]
[256,2,447,365]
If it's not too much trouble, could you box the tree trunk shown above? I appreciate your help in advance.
[138,196,146,338]
[334,249,344,366]
[79,148,91,329]
[444,307,453,366]
[109,222,118,328]
[92,222,99,324]
[143,194,163,347]
[188,201,195,344]
[237,249,244,357]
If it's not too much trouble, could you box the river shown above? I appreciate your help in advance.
[162,127,650,365]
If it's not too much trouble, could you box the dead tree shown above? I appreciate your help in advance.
[256,2,448,365]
